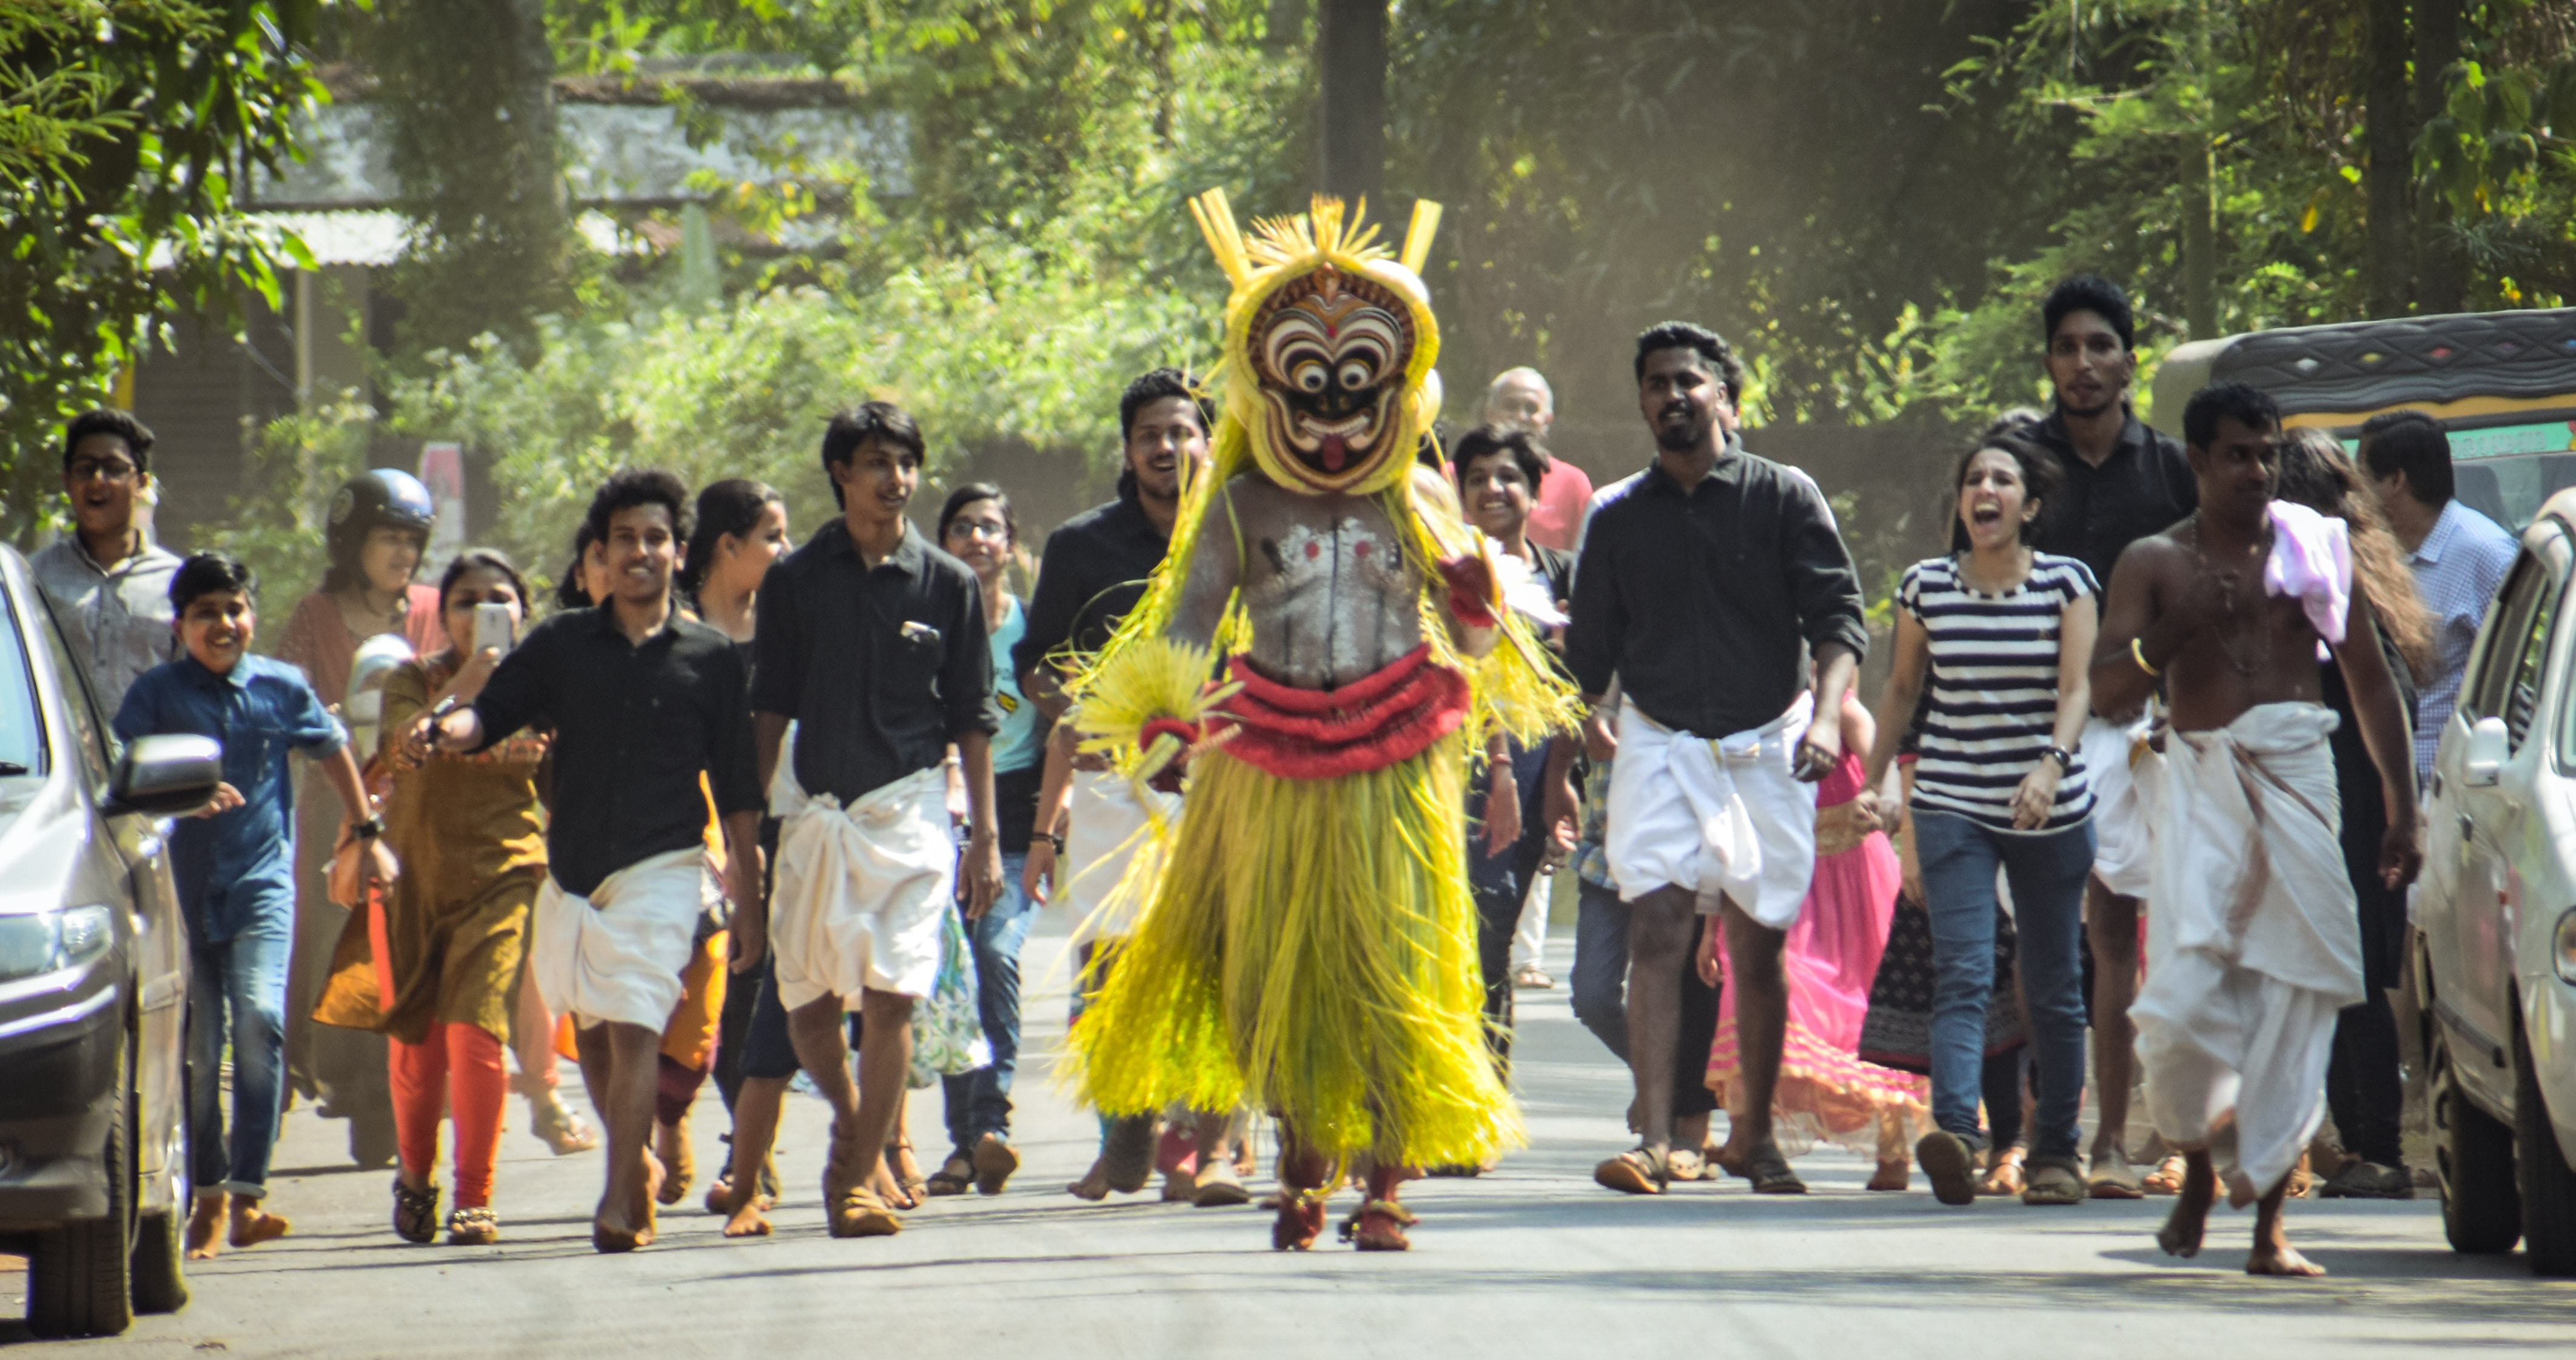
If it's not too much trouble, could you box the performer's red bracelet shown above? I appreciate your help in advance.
[1139,716,1201,754]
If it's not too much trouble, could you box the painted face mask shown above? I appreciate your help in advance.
[1193,193,1443,498]
[1250,264,1417,492]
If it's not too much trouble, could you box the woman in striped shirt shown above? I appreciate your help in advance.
[1865,432,2100,1208]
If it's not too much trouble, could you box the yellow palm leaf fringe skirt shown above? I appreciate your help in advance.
[1065,731,1523,1168]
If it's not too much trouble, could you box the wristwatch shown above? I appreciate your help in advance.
[1035,833,1066,854]
[2042,746,2075,772]
[351,816,386,840]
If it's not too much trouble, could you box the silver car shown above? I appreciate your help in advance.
[2415,486,2576,1276]
[0,545,220,1335]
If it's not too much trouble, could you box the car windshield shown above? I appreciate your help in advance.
[0,588,42,777]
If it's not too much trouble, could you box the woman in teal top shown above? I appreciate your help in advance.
[926,482,1045,1196]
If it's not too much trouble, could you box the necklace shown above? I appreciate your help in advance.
[2187,511,2273,678]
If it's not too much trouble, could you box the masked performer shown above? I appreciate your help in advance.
[1064,193,1575,1253]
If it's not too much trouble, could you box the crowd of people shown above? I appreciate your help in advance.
[31,246,2513,1276]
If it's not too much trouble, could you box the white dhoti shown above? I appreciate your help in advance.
[2081,712,2160,898]
[2133,702,2363,1199]
[1062,768,1179,949]
[770,765,954,1008]
[532,846,708,1031]
[1605,694,1818,930]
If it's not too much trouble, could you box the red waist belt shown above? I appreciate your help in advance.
[1211,643,1471,781]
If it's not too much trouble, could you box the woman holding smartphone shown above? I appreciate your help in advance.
[316,549,550,1244]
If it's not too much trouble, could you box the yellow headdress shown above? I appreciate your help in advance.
[1192,191,1444,498]
[1066,190,1574,765]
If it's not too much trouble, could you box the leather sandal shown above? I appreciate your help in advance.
[972,1132,1020,1196]
[1734,1146,1807,1195]
[830,1182,904,1238]
[446,1205,500,1245]
[391,1176,440,1244]
[1272,1187,1329,1251]
[1352,1199,1413,1251]
[1593,1145,1669,1196]
[926,1153,976,1198]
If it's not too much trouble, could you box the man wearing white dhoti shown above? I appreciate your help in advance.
[743,404,1004,1240]
[2090,383,2420,1278]
[1551,323,1869,1198]
[417,470,763,1253]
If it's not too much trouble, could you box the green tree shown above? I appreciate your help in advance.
[0,0,338,546]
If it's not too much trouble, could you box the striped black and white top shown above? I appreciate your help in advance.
[1898,552,2097,832]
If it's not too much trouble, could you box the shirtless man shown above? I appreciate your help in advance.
[2088,382,2421,1276]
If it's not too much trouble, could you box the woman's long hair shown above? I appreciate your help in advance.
[2273,427,2435,682]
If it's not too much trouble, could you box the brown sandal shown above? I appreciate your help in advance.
[1352,1199,1412,1251]
[1593,1146,1669,1196]
[1272,1187,1329,1251]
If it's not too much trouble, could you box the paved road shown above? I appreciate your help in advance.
[8,914,2569,1357]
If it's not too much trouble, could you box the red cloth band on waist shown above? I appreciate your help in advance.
[1213,643,1470,780]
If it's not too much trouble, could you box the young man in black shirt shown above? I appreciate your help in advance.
[2024,274,2199,1199]
[414,469,762,1253]
[740,403,1002,1238]
[1552,323,1868,1197]
[1015,368,1246,1205]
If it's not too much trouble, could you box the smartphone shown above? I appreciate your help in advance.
[471,602,516,656]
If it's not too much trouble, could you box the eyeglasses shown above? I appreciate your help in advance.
[67,460,139,484]
[944,520,1011,542]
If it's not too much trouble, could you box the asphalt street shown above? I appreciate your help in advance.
[7,912,2569,1358]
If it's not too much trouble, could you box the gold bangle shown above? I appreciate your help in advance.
[2131,637,2162,678]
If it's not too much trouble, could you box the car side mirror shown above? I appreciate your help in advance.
[2461,715,2511,789]
[105,734,223,817]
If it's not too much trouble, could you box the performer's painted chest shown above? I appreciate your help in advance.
[1240,513,1425,689]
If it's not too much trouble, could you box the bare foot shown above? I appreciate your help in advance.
[1067,1157,1111,1202]
[595,1159,659,1254]
[2157,1156,2216,1259]
[227,1204,291,1248]
[186,1193,227,1261]
[2247,1243,2328,1277]
[714,1174,773,1238]
[870,1162,913,1211]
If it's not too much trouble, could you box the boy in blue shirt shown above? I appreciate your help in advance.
[115,552,394,1260]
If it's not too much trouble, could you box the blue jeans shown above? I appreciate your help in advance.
[943,850,1032,1150]
[1911,811,2095,1159]
[187,910,292,1199]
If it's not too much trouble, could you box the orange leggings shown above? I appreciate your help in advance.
[389,1023,508,1208]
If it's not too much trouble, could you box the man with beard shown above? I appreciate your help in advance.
[2090,383,2420,1276]
[2022,275,2198,1199]
[1549,321,1868,1196]
[1016,367,1244,1205]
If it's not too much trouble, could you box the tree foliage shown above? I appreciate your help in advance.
[0,0,337,546]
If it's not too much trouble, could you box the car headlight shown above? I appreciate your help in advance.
[2559,909,2576,985]
[0,905,116,983]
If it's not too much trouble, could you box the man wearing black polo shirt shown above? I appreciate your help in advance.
[414,468,763,1253]
[2023,274,2198,1200]
[743,402,1002,1239]
[1551,322,1868,1198]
